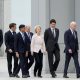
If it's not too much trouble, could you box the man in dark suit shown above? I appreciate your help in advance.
[14,25,29,78]
[5,23,19,77]
[0,29,3,48]
[63,21,80,78]
[44,19,60,78]
[25,26,34,77]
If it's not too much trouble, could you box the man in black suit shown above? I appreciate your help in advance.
[63,21,80,78]
[14,25,29,78]
[0,29,3,48]
[25,26,34,77]
[5,23,19,77]
[44,19,60,78]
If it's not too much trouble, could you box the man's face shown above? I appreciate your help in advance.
[70,22,77,30]
[21,27,25,32]
[25,27,30,32]
[12,25,16,31]
[50,22,56,28]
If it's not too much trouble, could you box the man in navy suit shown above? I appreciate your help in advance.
[63,21,80,78]
[5,23,19,77]
[14,25,29,78]
[25,26,34,77]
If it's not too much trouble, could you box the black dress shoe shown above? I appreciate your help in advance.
[26,74,30,77]
[34,72,36,77]
[22,75,28,78]
[77,75,80,78]
[38,75,42,78]
[9,74,15,77]
[63,75,69,78]
[54,72,57,77]
[52,72,57,78]
[52,74,56,78]
[15,75,20,78]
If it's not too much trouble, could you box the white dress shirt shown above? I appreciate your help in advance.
[31,34,46,53]
[26,32,32,41]
[70,28,76,38]
[10,29,13,35]
[70,28,74,34]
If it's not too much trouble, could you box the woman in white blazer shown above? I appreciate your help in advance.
[31,25,46,78]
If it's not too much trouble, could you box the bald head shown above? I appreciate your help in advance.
[25,26,31,32]
[70,21,77,30]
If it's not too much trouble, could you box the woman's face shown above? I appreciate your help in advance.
[36,27,41,34]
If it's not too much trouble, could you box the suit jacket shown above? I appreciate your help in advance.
[14,32,28,53]
[0,29,3,47]
[25,32,33,51]
[44,28,60,52]
[64,29,79,53]
[5,30,16,52]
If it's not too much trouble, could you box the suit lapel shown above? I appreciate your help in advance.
[9,30,13,36]
[19,32,25,44]
[49,28,54,39]
[49,28,57,39]
[69,29,76,40]
[55,28,57,38]
[30,33,32,39]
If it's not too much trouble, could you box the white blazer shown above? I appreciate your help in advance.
[31,34,46,53]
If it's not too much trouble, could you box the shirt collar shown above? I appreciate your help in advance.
[10,29,13,33]
[20,31,24,35]
[70,28,74,34]
[26,32,30,34]
[50,27,55,30]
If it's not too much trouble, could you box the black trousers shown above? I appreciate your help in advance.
[19,53,28,75]
[64,52,80,77]
[48,50,60,75]
[34,50,43,76]
[7,52,18,75]
[13,52,34,76]
[26,52,34,74]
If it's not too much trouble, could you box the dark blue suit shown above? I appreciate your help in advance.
[24,32,34,74]
[5,30,18,76]
[14,32,28,53]
[64,29,80,77]
[14,32,28,75]
[25,32,33,51]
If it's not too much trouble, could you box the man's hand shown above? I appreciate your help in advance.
[8,49,13,53]
[26,51,28,57]
[16,52,19,58]
[68,49,72,53]
[44,51,47,55]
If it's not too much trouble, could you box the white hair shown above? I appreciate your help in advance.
[34,25,41,33]
[70,21,77,27]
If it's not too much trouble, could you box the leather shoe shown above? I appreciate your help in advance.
[63,75,69,78]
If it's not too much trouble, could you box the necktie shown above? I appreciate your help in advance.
[52,29,55,38]
[22,33,25,42]
[28,32,31,41]
[13,32,15,36]
[73,31,76,39]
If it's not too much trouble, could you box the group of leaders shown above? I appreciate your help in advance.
[0,19,80,78]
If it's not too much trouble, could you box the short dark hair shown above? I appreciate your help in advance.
[19,24,25,30]
[9,23,16,29]
[50,19,56,24]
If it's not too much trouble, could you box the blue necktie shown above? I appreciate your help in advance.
[22,33,25,42]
